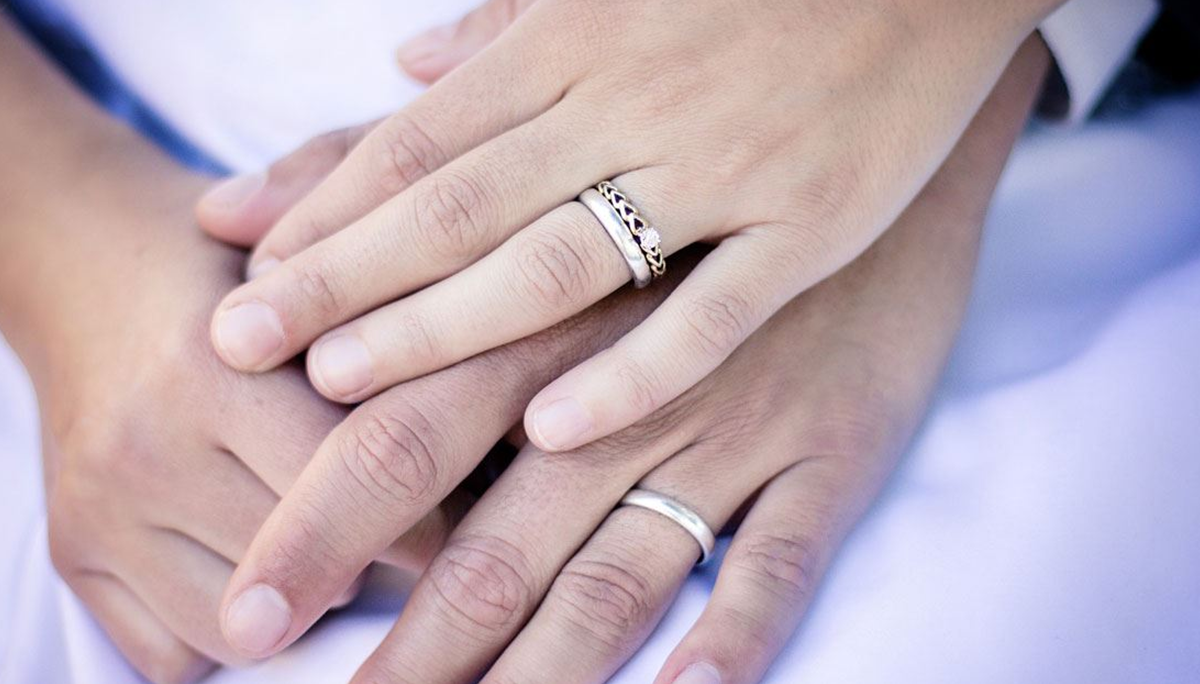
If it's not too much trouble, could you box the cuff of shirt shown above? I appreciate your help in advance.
[1039,0,1159,123]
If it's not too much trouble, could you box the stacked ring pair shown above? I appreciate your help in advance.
[579,180,666,288]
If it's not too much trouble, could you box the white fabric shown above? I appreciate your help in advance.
[3,2,1200,683]
[1040,0,1159,122]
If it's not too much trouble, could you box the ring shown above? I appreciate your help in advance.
[597,181,666,279]
[578,188,653,288]
[619,489,716,566]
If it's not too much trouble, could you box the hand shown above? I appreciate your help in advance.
[14,167,341,682]
[198,0,1061,459]
[206,31,1050,683]
[23,143,712,683]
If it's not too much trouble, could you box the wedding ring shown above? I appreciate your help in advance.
[619,489,715,566]
[597,181,666,279]
[579,188,652,288]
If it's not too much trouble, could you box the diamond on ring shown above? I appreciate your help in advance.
[596,181,666,279]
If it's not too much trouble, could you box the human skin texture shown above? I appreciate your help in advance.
[198,24,1051,684]
[0,15,695,683]
[203,0,1065,459]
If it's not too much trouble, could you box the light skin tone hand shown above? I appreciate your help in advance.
[0,18,445,682]
[198,0,1066,462]
[199,22,1050,684]
[0,17,684,684]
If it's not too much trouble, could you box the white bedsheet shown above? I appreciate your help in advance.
[2,2,1199,682]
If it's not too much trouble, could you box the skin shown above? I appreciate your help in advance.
[0,7,1047,684]
[202,0,1066,459]
[199,21,1051,684]
[0,15,693,683]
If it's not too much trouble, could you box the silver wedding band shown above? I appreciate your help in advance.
[619,489,716,566]
[578,188,653,289]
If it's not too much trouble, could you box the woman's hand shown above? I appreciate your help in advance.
[197,0,1062,456]
[208,33,1050,683]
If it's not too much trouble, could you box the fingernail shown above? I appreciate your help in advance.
[530,398,593,451]
[396,23,456,64]
[224,584,291,657]
[246,256,280,281]
[214,301,283,369]
[674,662,722,684]
[201,172,265,211]
[310,335,373,398]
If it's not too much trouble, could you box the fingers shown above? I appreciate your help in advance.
[397,0,540,84]
[652,460,862,684]
[148,448,279,564]
[211,103,621,374]
[122,528,245,666]
[244,23,579,275]
[222,368,347,495]
[346,438,669,684]
[526,232,788,452]
[195,121,376,254]
[218,378,502,658]
[302,190,642,401]
[478,504,697,684]
[215,254,687,660]
[474,456,731,684]
[70,572,213,684]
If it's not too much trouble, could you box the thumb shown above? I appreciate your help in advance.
[195,121,375,251]
[396,0,539,84]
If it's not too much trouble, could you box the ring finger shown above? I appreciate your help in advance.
[351,426,780,684]
[477,436,788,684]
[304,167,701,402]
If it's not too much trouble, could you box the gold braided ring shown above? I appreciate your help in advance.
[597,181,666,279]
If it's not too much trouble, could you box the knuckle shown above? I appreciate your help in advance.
[261,497,348,584]
[554,558,655,650]
[680,290,753,360]
[612,353,666,418]
[511,230,594,313]
[375,112,445,195]
[335,408,443,510]
[414,171,490,257]
[426,536,535,634]
[60,415,159,490]
[291,128,355,170]
[729,530,824,606]
[391,310,443,369]
[785,165,866,261]
[293,261,349,319]
[801,393,893,462]
[46,511,80,578]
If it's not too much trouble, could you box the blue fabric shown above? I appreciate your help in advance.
[6,0,226,175]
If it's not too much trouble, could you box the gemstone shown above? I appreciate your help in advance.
[639,228,661,249]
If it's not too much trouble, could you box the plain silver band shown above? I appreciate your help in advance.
[619,489,716,566]
[578,188,652,289]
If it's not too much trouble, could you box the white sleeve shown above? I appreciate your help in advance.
[1038,0,1159,123]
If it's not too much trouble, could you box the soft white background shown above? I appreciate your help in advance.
[2,2,1199,682]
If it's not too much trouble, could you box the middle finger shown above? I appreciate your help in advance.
[305,167,694,402]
